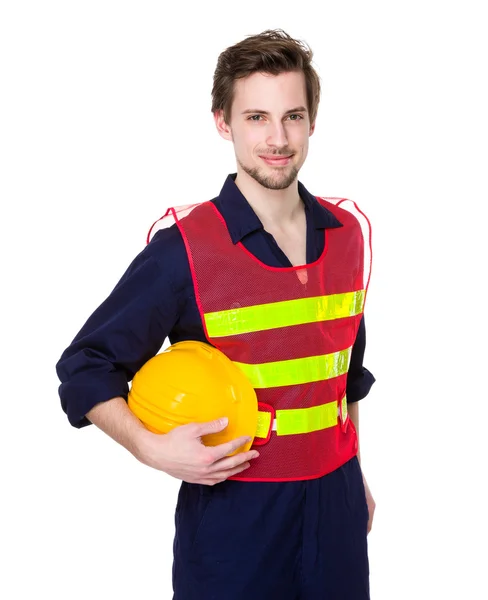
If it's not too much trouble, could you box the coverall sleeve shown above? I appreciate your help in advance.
[346,315,375,402]
[56,233,181,428]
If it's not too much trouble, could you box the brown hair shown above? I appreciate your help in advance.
[211,29,321,125]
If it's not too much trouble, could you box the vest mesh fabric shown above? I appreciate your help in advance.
[175,199,366,481]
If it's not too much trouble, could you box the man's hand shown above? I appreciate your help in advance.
[362,473,376,534]
[136,417,259,485]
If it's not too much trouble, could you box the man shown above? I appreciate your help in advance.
[57,29,376,599]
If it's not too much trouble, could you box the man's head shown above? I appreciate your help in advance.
[211,29,321,191]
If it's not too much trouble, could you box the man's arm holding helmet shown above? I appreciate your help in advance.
[56,229,258,484]
[85,396,258,485]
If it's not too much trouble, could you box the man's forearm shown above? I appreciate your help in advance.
[348,401,361,464]
[86,396,151,461]
[348,400,375,532]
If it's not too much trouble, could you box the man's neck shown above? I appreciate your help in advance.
[234,170,304,230]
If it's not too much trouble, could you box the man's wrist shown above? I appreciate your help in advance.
[133,427,167,469]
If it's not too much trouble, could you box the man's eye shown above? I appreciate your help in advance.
[247,114,303,121]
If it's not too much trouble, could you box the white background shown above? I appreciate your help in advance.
[1,1,487,598]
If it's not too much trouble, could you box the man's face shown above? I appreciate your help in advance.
[217,71,315,191]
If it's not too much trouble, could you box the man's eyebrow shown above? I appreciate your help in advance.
[241,106,308,115]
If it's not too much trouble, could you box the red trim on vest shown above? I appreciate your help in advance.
[336,197,373,293]
[237,227,329,272]
[147,208,171,245]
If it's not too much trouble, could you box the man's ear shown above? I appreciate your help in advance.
[214,109,233,141]
[309,121,316,136]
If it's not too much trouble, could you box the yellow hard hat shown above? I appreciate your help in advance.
[128,340,258,453]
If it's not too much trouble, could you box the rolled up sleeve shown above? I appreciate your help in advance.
[346,315,376,403]
[56,240,180,428]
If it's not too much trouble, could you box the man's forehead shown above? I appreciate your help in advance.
[233,71,307,107]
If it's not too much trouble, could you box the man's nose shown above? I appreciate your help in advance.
[266,121,288,148]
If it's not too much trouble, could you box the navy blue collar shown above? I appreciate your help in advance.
[213,173,343,245]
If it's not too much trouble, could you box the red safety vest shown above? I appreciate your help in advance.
[149,197,371,482]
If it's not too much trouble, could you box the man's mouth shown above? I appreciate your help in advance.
[259,154,293,166]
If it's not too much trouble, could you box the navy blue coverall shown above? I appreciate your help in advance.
[57,173,375,599]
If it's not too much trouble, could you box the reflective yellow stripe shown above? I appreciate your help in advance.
[276,401,338,435]
[341,395,348,423]
[234,348,351,389]
[255,398,346,437]
[205,291,365,337]
[255,411,272,438]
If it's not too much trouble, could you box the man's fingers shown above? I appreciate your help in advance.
[184,421,254,464]
[207,435,253,461]
[208,449,259,473]
[191,417,229,437]
[199,462,252,485]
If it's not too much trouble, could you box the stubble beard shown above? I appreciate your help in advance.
[237,157,299,191]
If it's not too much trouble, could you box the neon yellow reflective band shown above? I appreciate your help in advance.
[204,291,365,337]
[255,411,272,438]
[234,347,351,389]
[254,398,346,437]
[276,400,338,435]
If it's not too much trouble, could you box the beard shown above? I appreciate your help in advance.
[237,156,299,190]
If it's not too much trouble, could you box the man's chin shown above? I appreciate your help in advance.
[242,164,299,190]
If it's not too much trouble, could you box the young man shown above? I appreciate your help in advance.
[57,29,376,599]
